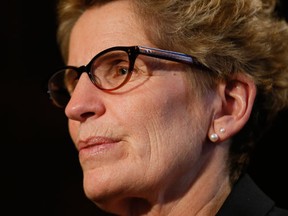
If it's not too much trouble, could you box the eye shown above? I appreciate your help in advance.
[113,66,129,77]
[92,54,130,80]
[90,50,132,89]
[101,59,130,80]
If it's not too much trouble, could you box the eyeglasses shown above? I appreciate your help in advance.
[48,45,209,108]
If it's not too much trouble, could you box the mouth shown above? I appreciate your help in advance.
[77,136,121,158]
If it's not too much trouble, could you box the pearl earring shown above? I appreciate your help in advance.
[220,128,226,133]
[210,133,219,142]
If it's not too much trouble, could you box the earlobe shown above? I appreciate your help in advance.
[208,74,256,142]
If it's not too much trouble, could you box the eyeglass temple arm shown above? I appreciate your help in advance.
[137,46,205,66]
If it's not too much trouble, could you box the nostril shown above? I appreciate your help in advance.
[80,112,95,119]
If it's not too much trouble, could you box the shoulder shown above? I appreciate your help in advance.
[216,174,288,216]
[267,207,288,216]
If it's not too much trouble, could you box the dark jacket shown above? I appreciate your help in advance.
[216,174,288,216]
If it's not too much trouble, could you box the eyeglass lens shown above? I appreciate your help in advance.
[48,49,132,108]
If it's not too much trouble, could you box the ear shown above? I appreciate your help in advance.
[208,73,256,142]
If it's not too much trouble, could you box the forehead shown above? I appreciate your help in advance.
[68,0,151,65]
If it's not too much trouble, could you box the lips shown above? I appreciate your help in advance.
[76,136,122,160]
[78,136,119,151]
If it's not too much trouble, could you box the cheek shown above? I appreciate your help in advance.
[68,119,79,144]
[127,76,200,155]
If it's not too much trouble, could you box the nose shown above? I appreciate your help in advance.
[65,73,106,122]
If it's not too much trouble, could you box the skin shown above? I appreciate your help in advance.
[64,0,256,215]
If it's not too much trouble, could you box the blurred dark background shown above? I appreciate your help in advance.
[1,0,287,215]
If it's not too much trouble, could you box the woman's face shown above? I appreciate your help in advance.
[65,0,213,208]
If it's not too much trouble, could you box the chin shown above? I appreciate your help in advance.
[82,171,112,201]
[82,166,125,201]
[82,171,130,214]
